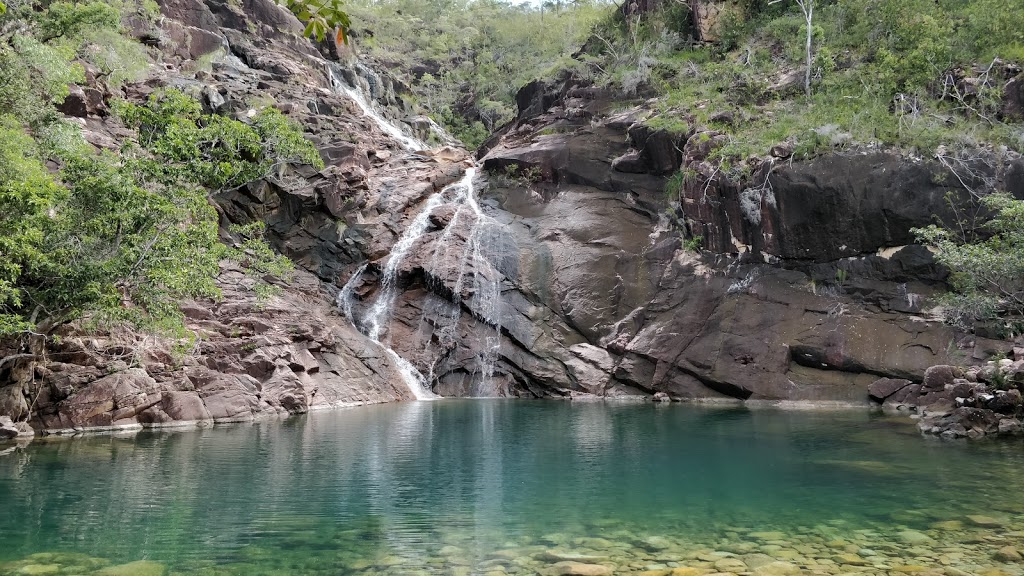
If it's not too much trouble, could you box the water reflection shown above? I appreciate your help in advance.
[3,401,1024,574]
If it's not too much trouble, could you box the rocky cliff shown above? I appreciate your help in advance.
[2,0,1022,436]
[347,77,1024,403]
[0,0,470,434]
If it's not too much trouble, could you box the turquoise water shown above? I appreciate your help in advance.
[2,400,1024,575]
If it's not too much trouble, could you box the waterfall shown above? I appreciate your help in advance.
[422,170,504,396]
[364,185,452,342]
[326,64,426,152]
[341,168,509,398]
[325,61,506,398]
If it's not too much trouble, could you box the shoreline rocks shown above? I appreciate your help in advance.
[869,361,1024,439]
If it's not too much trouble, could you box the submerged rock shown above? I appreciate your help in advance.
[546,561,614,576]
[95,560,166,576]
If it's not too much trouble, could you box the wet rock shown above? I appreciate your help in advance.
[547,562,613,576]
[17,565,61,575]
[994,546,1023,562]
[998,418,1023,436]
[713,558,747,572]
[835,553,868,565]
[896,531,933,545]
[987,389,1022,414]
[868,378,912,403]
[966,515,1005,528]
[96,560,167,576]
[0,415,18,439]
[918,407,1001,438]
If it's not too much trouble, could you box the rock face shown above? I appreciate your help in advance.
[0,0,464,433]
[2,0,1022,432]
[22,266,416,433]
[342,74,1012,404]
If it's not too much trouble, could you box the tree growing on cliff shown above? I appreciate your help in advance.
[915,193,1024,332]
[0,90,322,370]
[276,0,351,43]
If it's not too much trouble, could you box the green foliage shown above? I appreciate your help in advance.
[277,0,351,43]
[0,90,317,339]
[0,0,150,125]
[665,170,684,201]
[914,193,1024,330]
[575,0,1024,184]
[0,116,66,334]
[37,1,120,41]
[683,235,703,252]
[346,0,606,148]
[117,90,323,190]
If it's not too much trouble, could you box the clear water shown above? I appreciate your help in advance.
[2,401,1024,576]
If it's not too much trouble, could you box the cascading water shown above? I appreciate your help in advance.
[340,168,509,398]
[325,64,426,151]
[419,171,504,396]
[327,61,507,398]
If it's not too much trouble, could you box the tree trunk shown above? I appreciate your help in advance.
[802,0,813,96]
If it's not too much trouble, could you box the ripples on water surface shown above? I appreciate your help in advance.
[2,400,1024,575]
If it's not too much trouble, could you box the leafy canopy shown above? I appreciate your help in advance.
[915,194,1024,332]
[0,90,322,338]
[277,0,351,44]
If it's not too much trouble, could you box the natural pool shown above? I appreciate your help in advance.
[1,400,1024,576]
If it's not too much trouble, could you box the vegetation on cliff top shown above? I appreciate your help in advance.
[346,0,609,148]
[577,0,1022,166]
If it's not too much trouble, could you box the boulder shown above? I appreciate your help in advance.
[547,562,613,576]
[0,415,18,440]
[987,388,1023,414]
[868,378,911,403]
[923,365,957,390]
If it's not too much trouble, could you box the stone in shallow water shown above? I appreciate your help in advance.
[897,531,934,545]
[741,554,777,569]
[713,558,746,572]
[834,554,868,566]
[892,565,930,573]
[749,532,787,541]
[931,521,964,531]
[376,555,409,567]
[17,566,61,575]
[95,560,166,576]
[994,546,1023,562]
[669,568,705,576]
[640,536,674,551]
[752,561,800,576]
[539,551,607,563]
[546,561,613,576]
[967,515,1005,528]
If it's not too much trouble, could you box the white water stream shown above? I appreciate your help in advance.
[326,64,426,151]
[330,62,506,399]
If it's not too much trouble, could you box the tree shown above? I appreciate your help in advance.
[276,0,352,43]
[0,90,322,369]
[914,193,1024,332]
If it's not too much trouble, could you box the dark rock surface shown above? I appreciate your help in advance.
[4,0,1024,435]
[0,0,465,434]
[373,74,990,403]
